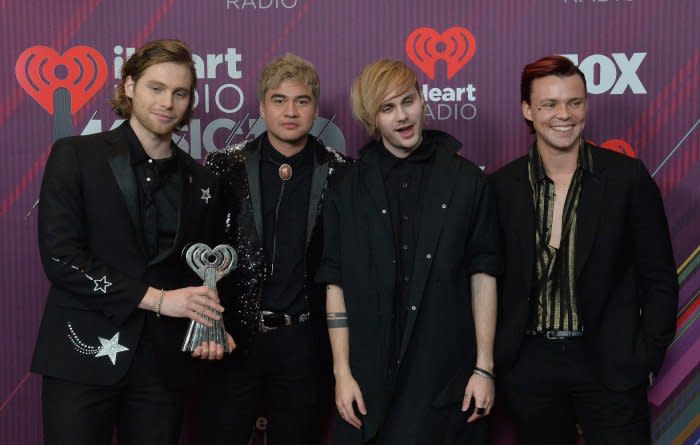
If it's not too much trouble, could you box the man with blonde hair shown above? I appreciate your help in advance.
[199,53,350,445]
[317,59,500,444]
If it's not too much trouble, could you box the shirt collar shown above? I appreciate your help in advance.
[378,138,436,178]
[528,138,593,184]
[123,122,179,171]
[261,133,314,168]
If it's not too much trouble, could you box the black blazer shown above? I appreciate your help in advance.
[490,143,678,391]
[31,123,221,387]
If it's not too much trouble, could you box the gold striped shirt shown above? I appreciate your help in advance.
[527,140,592,333]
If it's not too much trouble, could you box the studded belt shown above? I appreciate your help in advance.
[258,311,311,333]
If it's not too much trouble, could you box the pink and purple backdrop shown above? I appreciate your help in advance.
[1,0,698,443]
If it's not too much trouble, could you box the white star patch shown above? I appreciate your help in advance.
[94,333,129,365]
[201,187,212,204]
[92,276,112,294]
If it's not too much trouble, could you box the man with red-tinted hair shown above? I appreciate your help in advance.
[490,55,678,444]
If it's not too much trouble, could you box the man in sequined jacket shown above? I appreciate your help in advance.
[199,53,350,445]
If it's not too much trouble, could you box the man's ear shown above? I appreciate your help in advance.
[522,100,533,123]
[125,76,135,99]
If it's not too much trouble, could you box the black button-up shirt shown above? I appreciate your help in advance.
[124,123,181,261]
[378,140,436,365]
[260,135,314,314]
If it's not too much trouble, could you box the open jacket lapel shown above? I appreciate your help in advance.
[306,141,330,246]
[245,138,264,242]
[105,129,145,254]
[360,147,396,302]
[512,157,536,296]
[575,158,606,281]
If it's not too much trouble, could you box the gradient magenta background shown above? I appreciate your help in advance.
[1,1,698,443]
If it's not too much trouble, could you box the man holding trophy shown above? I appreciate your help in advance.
[32,39,233,445]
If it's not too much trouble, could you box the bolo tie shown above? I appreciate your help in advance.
[270,162,292,277]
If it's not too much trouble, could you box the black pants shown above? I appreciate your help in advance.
[198,325,319,445]
[42,357,184,445]
[501,335,650,445]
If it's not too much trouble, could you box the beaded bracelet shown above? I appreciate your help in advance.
[155,289,165,318]
[473,366,495,380]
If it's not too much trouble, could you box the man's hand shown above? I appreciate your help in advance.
[335,371,367,429]
[158,286,225,326]
[462,373,495,423]
[191,332,236,360]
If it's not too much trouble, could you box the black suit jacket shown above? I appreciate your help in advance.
[31,123,221,387]
[490,143,678,391]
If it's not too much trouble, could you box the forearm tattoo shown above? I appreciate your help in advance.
[327,312,348,328]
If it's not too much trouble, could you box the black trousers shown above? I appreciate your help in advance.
[42,350,185,445]
[500,335,650,445]
[198,324,320,445]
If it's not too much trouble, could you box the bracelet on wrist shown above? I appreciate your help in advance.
[155,289,165,318]
[473,366,495,380]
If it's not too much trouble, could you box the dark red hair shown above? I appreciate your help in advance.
[520,55,587,132]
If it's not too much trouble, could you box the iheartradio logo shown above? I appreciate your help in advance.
[405,27,476,80]
[15,45,107,115]
[599,138,636,157]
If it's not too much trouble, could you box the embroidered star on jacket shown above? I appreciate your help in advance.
[201,187,212,204]
[94,333,129,365]
[92,276,112,294]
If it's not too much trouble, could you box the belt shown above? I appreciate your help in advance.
[258,311,310,333]
[526,329,584,340]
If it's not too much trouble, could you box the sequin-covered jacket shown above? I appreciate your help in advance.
[206,133,351,349]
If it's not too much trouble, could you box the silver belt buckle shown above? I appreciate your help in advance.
[545,330,583,340]
[259,311,278,333]
[545,330,560,340]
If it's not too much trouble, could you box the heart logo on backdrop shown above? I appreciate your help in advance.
[406,27,476,80]
[15,45,108,115]
[600,139,636,158]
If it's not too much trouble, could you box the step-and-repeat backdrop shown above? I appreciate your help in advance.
[1,1,698,443]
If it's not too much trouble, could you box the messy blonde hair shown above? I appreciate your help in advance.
[350,59,419,138]
[258,53,320,103]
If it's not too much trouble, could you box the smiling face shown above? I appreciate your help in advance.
[522,74,587,155]
[375,87,424,158]
[124,61,193,143]
[260,79,318,155]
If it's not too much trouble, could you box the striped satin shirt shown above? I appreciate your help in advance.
[527,140,592,333]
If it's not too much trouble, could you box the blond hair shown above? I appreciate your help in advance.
[350,59,419,138]
[258,53,320,103]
